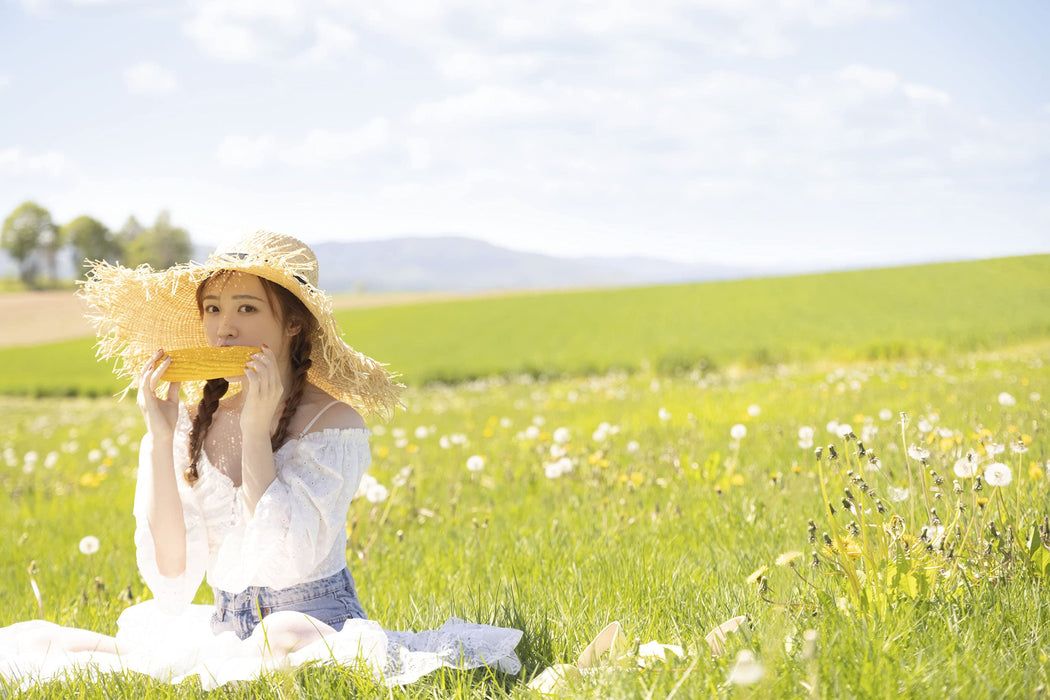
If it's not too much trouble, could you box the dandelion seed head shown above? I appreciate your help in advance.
[985,442,1005,457]
[878,409,893,421]
[1009,440,1028,454]
[658,407,672,422]
[78,536,100,555]
[984,462,1013,487]
[888,486,910,502]
[524,425,541,440]
[747,404,761,417]
[953,451,979,479]
[907,445,930,461]
[365,482,389,503]
[553,427,571,445]
[727,650,764,686]
[626,440,640,454]
[730,424,747,440]
[466,455,485,472]
[997,392,1016,407]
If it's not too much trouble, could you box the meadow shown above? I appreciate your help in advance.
[0,255,1048,698]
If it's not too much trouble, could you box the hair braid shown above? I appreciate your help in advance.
[271,333,313,452]
[185,378,229,484]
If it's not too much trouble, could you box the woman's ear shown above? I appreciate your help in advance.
[286,322,301,337]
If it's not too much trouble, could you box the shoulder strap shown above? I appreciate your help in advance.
[298,399,342,438]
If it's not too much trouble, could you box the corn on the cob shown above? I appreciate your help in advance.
[161,346,261,382]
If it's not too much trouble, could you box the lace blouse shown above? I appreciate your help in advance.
[132,403,371,615]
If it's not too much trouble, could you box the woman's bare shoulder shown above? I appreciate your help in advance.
[300,388,366,433]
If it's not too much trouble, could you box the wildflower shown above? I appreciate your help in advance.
[78,536,100,555]
[730,424,747,440]
[533,415,546,426]
[747,404,761,417]
[439,435,452,449]
[826,420,840,435]
[550,444,567,458]
[466,455,485,472]
[553,427,571,445]
[450,433,468,445]
[984,442,1005,457]
[953,451,980,478]
[775,551,803,567]
[544,457,573,479]
[1029,463,1044,480]
[1031,393,1042,403]
[658,407,672,422]
[365,482,389,503]
[836,424,853,439]
[392,428,406,439]
[746,566,767,585]
[727,650,764,685]
[414,426,429,440]
[626,440,640,454]
[879,409,893,421]
[797,426,814,449]
[524,425,541,440]
[984,463,1012,487]
[907,445,930,461]
[918,418,933,433]
[1009,440,1028,455]
[394,438,408,449]
[997,392,1016,406]
[630,472,644,486]
[44,452,59,469]
[888,486,910,502]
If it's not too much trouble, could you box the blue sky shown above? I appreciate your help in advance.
[1,0,1047,270]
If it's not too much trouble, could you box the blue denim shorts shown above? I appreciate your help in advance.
[211,568,367,640]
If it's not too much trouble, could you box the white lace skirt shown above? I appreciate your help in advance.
[0,601,523,691]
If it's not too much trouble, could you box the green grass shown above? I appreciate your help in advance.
[0,254,1048,396]
[2,342,1048,697]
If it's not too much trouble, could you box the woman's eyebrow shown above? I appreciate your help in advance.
[202,293,266,302]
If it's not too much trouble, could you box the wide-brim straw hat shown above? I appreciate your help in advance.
[77,231,402,418]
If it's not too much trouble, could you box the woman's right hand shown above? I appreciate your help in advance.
[137,349,181,438]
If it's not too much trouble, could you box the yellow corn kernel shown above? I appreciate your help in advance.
[161,346,261,382]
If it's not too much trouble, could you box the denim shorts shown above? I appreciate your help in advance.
[211,568,368,640]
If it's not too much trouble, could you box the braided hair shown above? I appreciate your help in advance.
[185,271,317,485]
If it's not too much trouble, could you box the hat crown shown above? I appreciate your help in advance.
[214,231,319,288]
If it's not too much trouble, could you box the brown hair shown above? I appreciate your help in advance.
[184,272,317,485]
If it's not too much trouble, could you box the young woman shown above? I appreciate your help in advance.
[0,232,521,689]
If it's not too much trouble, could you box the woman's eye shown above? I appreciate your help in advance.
[204,304,219,313]
[239,304,256,313]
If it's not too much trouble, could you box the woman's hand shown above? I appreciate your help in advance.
[137,349,180,438]
[240,344,284,437]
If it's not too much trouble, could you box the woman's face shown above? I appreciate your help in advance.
[200,272,293,369]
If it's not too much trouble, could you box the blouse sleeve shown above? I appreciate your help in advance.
[131,406,209,616]
[210,429,372,589]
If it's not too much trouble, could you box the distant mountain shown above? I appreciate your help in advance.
[309,236,752,293]
[1,236,754,293]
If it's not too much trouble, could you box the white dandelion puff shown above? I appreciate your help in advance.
[365,482,389,503]
[997,392,1016,407]
[727,650,764,686]
[466,455,485,472]
[953,451,980,478]
[888,486,910,502]
[984,462,1012,487]
[836,424,853,439]
[985,442,1005,457]
[658,407,672,422]
[524,425,541,440]
[553,427,571,445]
[907,445,930,461]
[626,440,640,454]
[747,404,761,417]
[730,424,747,440]
[1009,440,1028,454]
[878,409,893,421]
[78,536,100,555]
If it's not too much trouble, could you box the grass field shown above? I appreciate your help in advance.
[1,254,1048,396]
[1,257,1048,697]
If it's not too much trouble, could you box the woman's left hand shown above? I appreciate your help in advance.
[240,344,284,437]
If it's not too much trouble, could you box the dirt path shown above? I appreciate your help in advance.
[0,287,545,349]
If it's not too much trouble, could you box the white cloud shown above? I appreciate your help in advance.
[903,82,950,106]
[0,74,8,89]
[123,61,178,95]
[0,147,73,177]
[217,118,393,169]
[296,18,357,64]
[411,86,551,126]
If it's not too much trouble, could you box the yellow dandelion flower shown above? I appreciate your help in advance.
[79,473,101,488]
[1029,462,1044,480]
[853,414,865,423]
[775,551,803,567]
[376,446,389,458]
[630,472,644,486]
[791,463,803,474]
[588,452,600,465]
[731,473,745,486]
[824,536,862,560]
[598,459,610,468]
[1007,425,1018,434]
[406,444,419,454]
[1021,434,1032,446]
[977,497,989,507]
[925,432,937,445]
[746,565,768,585]
[487,415,499,426]
[939,437,954,452]
[539,432,551,441]
[618,474,629,484]
[103,457,114,467]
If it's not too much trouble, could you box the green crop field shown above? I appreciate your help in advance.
[1,257,1048,698]
[1,255,1048,396]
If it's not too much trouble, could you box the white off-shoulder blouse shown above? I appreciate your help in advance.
[132,403,371,615]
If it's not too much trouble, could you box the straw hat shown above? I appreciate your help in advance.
[77,231,402,418]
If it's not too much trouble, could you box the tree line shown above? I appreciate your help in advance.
[1,200,194,288]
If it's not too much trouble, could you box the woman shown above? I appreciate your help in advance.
[0,232,521,689]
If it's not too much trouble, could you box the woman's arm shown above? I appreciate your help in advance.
[239,344,282,515]
[137,350,187,577]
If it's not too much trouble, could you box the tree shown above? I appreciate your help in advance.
[63,215,123,277]
[123,210,193,269]
[1,201,54,287]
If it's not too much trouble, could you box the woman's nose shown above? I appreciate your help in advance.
[216,311,237,339]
